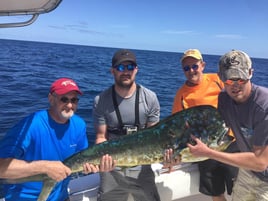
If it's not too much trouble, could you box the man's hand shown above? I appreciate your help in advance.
[187,135,211,157]
[45,161,72,182]
[162,148,181,173]
[82,154,115,174]
[99,154,115,172]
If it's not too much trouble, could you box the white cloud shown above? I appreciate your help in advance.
[215,34,244,39]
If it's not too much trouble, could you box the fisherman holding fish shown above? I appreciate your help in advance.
[188,50,268,200]
[0,78,115,201]
[172,49,238,201]
[93,49,162,201]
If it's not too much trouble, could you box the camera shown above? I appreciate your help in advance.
[122,125,138,135]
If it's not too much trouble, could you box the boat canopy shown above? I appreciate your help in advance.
[0,0,62,28]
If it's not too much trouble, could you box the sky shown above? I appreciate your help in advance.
[1,0,268,59]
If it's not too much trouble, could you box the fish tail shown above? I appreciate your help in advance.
[37,178,57,201]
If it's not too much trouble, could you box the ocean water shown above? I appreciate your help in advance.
[1,39,268,145]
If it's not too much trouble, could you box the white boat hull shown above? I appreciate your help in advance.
[68,163,200,201]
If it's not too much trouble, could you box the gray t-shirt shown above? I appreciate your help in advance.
[218,84,268,182]
[93,84,160,139]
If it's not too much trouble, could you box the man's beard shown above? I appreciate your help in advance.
[60,109,74,120]
[116,77,134,89]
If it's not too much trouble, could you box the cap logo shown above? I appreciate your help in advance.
[225,55,240,68]
[188,50,195,54]
[61,80,76,87]
[122,52,129,56]
[230,56,240,65]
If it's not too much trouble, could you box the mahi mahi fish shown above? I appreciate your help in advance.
[0,105,233,201]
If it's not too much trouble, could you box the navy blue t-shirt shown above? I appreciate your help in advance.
[218,84,268,182]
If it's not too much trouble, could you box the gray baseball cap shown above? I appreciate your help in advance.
[218,50,252,81]
[112,49,137,67]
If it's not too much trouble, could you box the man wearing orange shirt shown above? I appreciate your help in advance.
[172,49,238,201]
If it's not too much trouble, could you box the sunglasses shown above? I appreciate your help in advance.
[114,64,136,72]
[183,64,199,72]
[224,79,248,86]
[60,97,79,104]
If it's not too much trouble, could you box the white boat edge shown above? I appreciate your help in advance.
[68,163,201,201]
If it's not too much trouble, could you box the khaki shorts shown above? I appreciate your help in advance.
[232,168,268,201]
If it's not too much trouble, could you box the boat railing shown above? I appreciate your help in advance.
[0,0,62,28]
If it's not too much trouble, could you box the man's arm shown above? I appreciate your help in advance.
[188,136,268,172]
[0,156,115,181]
[0,158,71,181]
[95,124,108,144]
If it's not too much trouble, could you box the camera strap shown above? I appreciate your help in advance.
[112,84,140,129]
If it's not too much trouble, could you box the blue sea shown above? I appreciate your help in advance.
[1,39,268,145]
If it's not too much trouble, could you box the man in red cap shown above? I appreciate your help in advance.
[49,78,83,123]
[0,78,115,201]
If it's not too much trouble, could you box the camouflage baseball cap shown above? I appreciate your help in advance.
[218,50,252,82]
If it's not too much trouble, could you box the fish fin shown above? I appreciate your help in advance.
[37,178,57,201]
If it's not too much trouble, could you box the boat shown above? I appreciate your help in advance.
[68,163,201,201]
[0,0,62,28]
[0,1,209,200]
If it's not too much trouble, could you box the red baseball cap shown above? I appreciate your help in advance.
[50,78,82,95]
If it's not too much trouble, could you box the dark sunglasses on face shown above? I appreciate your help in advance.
[224,79,248,86]
[114,64,136,72]
[60,97,79,104]
[183,64,199,72]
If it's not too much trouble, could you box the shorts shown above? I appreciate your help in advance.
[232,168,268,201]
[198,141,239,196]
[97,165,160,201]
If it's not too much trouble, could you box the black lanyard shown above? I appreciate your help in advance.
[112,84,140,128]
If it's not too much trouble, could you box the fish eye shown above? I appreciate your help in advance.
[188,137,197,146]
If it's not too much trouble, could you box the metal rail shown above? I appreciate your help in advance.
[0,14,38,28]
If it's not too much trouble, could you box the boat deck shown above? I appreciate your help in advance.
[177,193,231,201]
[69,163,232,201]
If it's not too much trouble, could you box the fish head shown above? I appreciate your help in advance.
[214,129,235,150]
[186,105,231,147]
[173,105,233,162]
